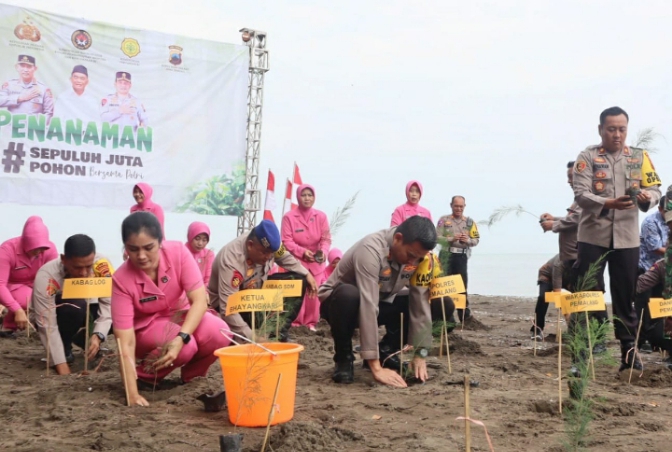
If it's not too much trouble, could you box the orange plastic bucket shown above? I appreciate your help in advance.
[214,342,304,427]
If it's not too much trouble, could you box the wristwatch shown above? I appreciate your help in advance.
[177,332,191,344]
[415,347,429,358]
[93,332,105,342]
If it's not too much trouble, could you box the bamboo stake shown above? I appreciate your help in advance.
[439,324,444,357]
[628,308,645,384]
[440,298,452,374]
[557,308,562,343]
[261,373,283,452]
[400,313,404,376]
[26,297,30,339]
[558,309,563,415]
[464,374,471,452]
[533,318,537,357]
[46,324,50,376]
[84,302,91,373]
[585,312,595,381]
[117,337,131,406]
[252,312,256,343]
[275,311,280,342]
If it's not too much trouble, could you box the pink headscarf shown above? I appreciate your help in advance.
[21,216,52,252]
[131,182,155,211]
[186,222,210,252]
[296,183,316,221]
[328,248,343,264]
[404,180,423,208]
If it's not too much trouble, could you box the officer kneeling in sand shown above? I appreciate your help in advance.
[318,216,444,388]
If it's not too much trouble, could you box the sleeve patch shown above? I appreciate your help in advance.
[231,270,243,288]
[574,160,587,173]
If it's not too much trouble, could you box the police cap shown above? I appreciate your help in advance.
[254,220,281,252]
[17,55,35,66]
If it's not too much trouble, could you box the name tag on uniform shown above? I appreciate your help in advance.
[139,296,158,303]
[14,266,27,270]
[295,228,304,232]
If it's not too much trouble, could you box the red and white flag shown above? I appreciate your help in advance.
[283,163,303,214]
[263,170,276,222]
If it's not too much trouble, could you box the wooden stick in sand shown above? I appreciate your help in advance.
[251,312,256,343]
[26,297,30,339]
[261,373,283,452]
[46,324,50,376]
[533,318,537,357]
[464,374,471,452]
[83,302,91,373]
[557,308,562,343]
[400,313,404,376]
[275,311,280,342]
[584,312,595,381]
[116,337,131,406]
[558,310,563,415]
[440,298,452,374]
[628,308,645,384]
[439,324,444,357]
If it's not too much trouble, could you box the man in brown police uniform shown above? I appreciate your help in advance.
[436,196,479,321]
[208,220,317,342]
[573,106,661,371]
[0,55,54,122]
[100,72,148,130]
[319,216,446,388]
[537,161,582,338]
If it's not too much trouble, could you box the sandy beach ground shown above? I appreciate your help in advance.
[1,294,671,452]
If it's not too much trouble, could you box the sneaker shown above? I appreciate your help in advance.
[569,365,581,378]
[619,342,642,372]
[65,352,75,364]
[308,326,317,332]
[530,331,543,341]
[0,330,16,339]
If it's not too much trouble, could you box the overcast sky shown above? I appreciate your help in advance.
[2,0,672,269]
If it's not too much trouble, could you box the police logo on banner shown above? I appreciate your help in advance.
[169,45,183,66]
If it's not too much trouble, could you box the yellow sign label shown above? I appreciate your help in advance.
[62,277,112,299]
[648,298,672,319]
[545,292,559,304]
[451,293,467,309]
[225,289,284,316]
[561,291,606,314]
[429,275,466,299]
[262,279,302,297]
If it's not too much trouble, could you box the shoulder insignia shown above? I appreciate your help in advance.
[44,88,53,98]
[94,259,114,277]
[574,160,587,173]
[2,82,8,90]
[101,98,107,106]
[274,243,286,259]
[641,150,661,187]
[469,221,480,239]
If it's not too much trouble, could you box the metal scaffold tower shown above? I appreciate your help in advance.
[237,28,269,236]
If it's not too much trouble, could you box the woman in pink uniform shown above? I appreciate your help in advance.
[390,180,433,227]
[323,248,343,281]
[0,216,57,334]
[186,222,214,286]
[112,212,230,407]
[281,184,331,331]
[130,183,165,231]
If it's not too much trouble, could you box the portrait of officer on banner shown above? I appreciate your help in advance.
[0,54,54,123]
[100,71,148,131]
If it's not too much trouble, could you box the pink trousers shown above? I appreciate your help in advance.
[292,271,327,328]
[134,310,231,383]
[2,284,32,330]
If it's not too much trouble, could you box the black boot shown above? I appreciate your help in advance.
[332,360,354,384]
[619,342,642,372]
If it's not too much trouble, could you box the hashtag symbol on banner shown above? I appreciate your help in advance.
[2,142,26,173]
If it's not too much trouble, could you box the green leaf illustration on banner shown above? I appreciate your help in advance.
[176,164,246,216]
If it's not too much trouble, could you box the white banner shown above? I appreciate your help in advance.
[0,3,248,216]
